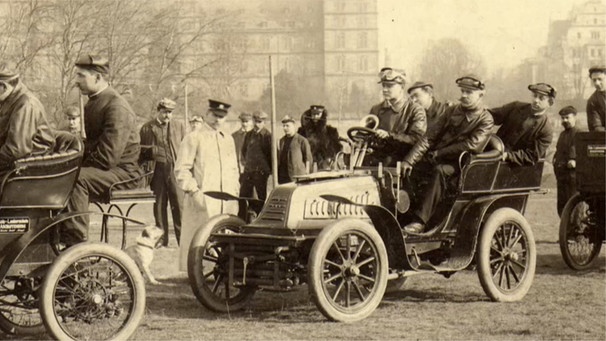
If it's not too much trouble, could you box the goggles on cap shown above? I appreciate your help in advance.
[456,76,485,90]
[378,68,406,84]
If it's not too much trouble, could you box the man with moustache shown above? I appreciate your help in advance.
[232,112,254,173]
[139,98,187,247]
[553,106,580,216]
[586,65,605,132]
[366,67,426,168]
[404,75,494,234]
[175,100,239,272]
[407,81,449,136]
[62,55,143,246]
[489,83,555,166]
[0,63,54,171]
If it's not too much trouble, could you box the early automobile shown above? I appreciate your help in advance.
[0,132,146,340]
[188,119,541,322]
[559,131,605,270]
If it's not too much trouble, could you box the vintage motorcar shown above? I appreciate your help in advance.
[0,132,145,340]
[188,123,541,322]
[559,131,605,270]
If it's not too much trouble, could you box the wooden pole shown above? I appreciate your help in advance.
[184,82,189,131]
[269,56,278,188]
[79,95,86,139]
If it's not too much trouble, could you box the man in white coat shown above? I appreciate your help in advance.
[174,99,240,271]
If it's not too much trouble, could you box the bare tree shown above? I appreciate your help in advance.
[419,38,487,101]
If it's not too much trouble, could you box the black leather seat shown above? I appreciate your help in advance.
[0,132,83,209]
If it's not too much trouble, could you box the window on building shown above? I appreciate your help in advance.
[591,31,600,39]
[359,56,368,71]
[591,49,595,57]
[599,49,603,58]
[594,18,598,24]
[577,32,582,39]
[336,55,346,71]
[261,37,270,50]
[358,32,368,48]
[359,2,368,12]
[337,2,346,11]
[336,32,345,49]
[285,58,291,72]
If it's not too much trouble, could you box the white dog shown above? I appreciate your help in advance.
[125,225,165,285]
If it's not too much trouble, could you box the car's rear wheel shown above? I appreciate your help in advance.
[188,215,256,313]
[0,276,45,336]
[477,208,536,302]
[308,219,388,322]
[559,194,604,270]
[39,242,146,341]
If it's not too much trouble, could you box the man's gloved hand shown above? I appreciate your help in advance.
[374,129,389,139]
[400,161,413,177]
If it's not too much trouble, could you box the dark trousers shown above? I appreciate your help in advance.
[413,162,458,223]
[239,171,269,216]
[151,162,183,246]
[62,166,135,245]
[555,169,577,217]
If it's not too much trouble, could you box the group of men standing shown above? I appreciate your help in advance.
[0,52,603,271]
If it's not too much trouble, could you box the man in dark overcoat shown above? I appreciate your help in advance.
[279,115,313,184]
[139,98,186,247]
[553,106,580,216]
[489,83,555,166]
[404,75,494,233]
[0,64,54,170]
[407,81,449,136]
[586,65,605,132]
[62,55,143,246]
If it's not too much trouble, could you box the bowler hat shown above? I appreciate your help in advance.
[157,98,177,111]
[588,65,606,75]
[252,111,268,120]
[0,63,19,82]
[75,54,110,74]
[558,106,577,116]
[281,115,295,124]
[407,81,433,94]
[208,99,231,117]
[528,83,556,98]
[378,67,406,84]
[456,75,485,90]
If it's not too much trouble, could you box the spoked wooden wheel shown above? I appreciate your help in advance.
[477,208,536,302]
[559,194,604,270]
[188,215,256,313]
[308,219,388,322]
[39,243,146,341]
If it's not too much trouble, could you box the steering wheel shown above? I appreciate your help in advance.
[347,126,376,143]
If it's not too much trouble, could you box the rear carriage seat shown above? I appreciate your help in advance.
[0,131,83,209]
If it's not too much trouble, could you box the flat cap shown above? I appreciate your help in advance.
[528,83,556,98]
[65,106,80,118]
[239,112,252,120]
[189,114,204,122]
[157,98,177,111]
[407,81,433,94]
[588,65,606,75]
[378,67,406,84]
[310,105,325,111]
[281,115,295,124]
[558,105,577,116]
[208,99,231,117]
[456,75,485,90]
[0,62,19,82]
[75,54,109,74]
[252,110,268,120]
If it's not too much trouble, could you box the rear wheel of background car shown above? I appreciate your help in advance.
[559,194,603,270]
[188,215,256,313]
[308,219,388,322]
[477,208,536,302]
[39,242,146,341]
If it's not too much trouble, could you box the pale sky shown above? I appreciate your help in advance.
[378,0,597,76]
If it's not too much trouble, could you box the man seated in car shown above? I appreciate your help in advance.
[403,75,494,234]
[366,67,427,168]
[489,83,555,166]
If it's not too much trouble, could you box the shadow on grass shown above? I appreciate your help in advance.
[536,252,606,275]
